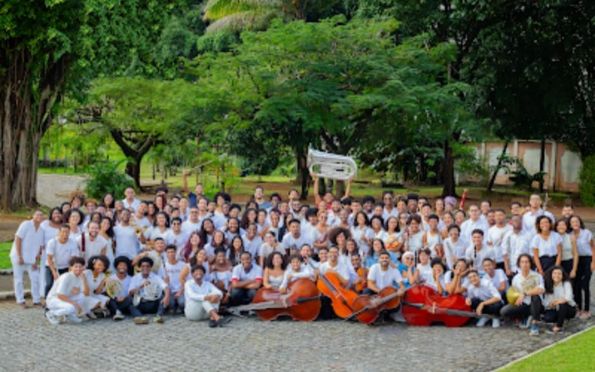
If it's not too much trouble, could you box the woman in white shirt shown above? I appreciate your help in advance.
[351,211,373,257]
[542,266,576,333]
[84,255,111,317]
[443,224,467,270]
[531,216,562,275]
[569,215,594,319]
[554,219,578,279]
[404,215,424,256]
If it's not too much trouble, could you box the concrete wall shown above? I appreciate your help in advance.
[473,140,582,192]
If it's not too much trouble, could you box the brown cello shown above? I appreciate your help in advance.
[230,278,321,321]
[346,286,403,325]
[316,271,360,319]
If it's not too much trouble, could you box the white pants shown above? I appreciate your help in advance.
[88,294,110,307]
[39,255,47,299]
[184,299,219,321]
[47,294,99,317]
[11,257,40,304]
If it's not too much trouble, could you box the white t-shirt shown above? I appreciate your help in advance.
[503,231,530,273]
[487,225,511,263]
[41,220,60,246]
[109,273,131,298]
[543,281,575,308]
[351,226,374,256]
[210,270,233,290]
[445,271,470,289]
[511,270,544,305]
[48,272,82,300]
[319,261,350,283]
[575,229,593,257]
[129,272,168,297]
[46,238,80,269]
[181,220,202,235]
[231,264,263,282]
[280,234,311,253]
[367,264,403,290]
[460,218,489,243]
[84,269,106,294]
[144,226,170,242]
[164,260,186,292]
[465,278,501,301]
[530,233,562,257]
[166,230,189,257]
[486,269,508,291]
[185,279,222,302]
[522,209,554,236]
[122,198,141,212]
[242,235,263,257]
[416,263,432,283]
[443,237,468,269]
[464,245,496,274]
[77,233,108,263]
[10,220,44,264]
[113,225,140,259]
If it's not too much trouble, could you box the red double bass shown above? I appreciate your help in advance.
[402,286,474,327]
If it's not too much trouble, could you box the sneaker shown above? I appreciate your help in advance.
[529,324,540,336]
[217,316,232,327]
[153,315,164,324]
[87,311,97,320]
[519,316,532,329]
[112,310,125,321]
[67,314,83,324]
[579,311,591,320]
[46,311,60,325]
[476,317,489,327]
[133,316,149,325]
[492,318,501,328]
[208,319,218,328]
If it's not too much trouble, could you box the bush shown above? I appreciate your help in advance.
[86,160,135,200]
[579,155,595,207]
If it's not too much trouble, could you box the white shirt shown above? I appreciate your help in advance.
[77,233,108,263]
[367,263,403,290]
[164,260,186,292]
[184,279,222,302]
[319,261,350,282]
[144,226,170,242]
[416,263,432,283]
[503,230,530,273]
[522,209,554,236]
[166,230,190,257]
[210,270,232,290]
[443,237,468,269]
[280,234,311,253]
[109,273,131,298]
[351,226,374,256]
[279,266,315,289]
[464,245,496,274]
[465,278,501,301]
[575,229,593,256]
[41,220,60,246]
[10,220,44,264]
[242,235,263,257]
[530,233,562,257]
[84,270,106,294]
[122,198,141,212]
[48,272,82,300]
[129,272,168,296]
[113,225,140,259]
[511,270,544,305]
[445,271,470,289]
[231,264,263,282]
[460,218,489,243]
[486,268,508,291]
[543,281,575,308]
[487,225,511,263]
[46,237,80,269]
[181,220,202,235]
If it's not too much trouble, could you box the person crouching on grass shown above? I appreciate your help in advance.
[45,257,101,325]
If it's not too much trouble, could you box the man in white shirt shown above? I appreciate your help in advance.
[242,224,262,258]
[106,256,135,321]
[230,252,262,306]
[366,251,404,294]
[522,194,554,236]
[164,245,186,313]
[113,210,140,260]
[486,209,511,270]
[465,229,495,275]
[184,264,227,327]
[77,221,108,264]
[166,217,189,258]
[10,210,44,307]
[122,187,141,212]
[465,269,503,327]
[460,205,489,243]
[502,215,530,276]
[281,219,311,255]
[128,256,170,324]
[39,207,63,301]
[45,224,79,296]
[182,207,203,235]
[319,246,351,287]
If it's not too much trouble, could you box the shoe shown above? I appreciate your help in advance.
[217,316,232,327]
[529,324,540,336]
[112,310,125,321]
[476,317,489,327]
[46,311,60,325]
[492,318,501,328]
[67,314,83,324]
[208,319,218,328]
[579,311,591,320]
[33,302,43,308]
[133,316,149,325]
[153,315,164,324]
[519,316,532,329]
[87,311,97,320]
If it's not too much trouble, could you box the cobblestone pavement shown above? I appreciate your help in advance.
[0,277,593,372]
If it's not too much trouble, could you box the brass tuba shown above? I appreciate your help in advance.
[307,149,357,181]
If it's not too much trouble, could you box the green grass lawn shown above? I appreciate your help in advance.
[0,241,11,270]
[501,327,595,371]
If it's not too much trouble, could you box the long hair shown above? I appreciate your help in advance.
[183,232,203,262]
[544,265,569,294]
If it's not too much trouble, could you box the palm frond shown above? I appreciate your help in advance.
[205,10,281,33]
[204,0,286,21]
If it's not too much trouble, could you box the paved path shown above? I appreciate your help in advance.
[0,277,593,372]
[36,174,87,208]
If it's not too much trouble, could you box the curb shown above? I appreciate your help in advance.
[0,290,30,301]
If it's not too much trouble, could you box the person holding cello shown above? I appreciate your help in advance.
[366,250,404,296]
[318,246,352,319]
[279,255,315,293]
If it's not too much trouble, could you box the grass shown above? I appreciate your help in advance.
[0,241,11,270]
[501,327,595,371]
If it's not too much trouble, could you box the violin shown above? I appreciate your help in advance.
[402,285,474,327]
[347,286,402,325]
[316,271,359,319]
[230,278,321,321]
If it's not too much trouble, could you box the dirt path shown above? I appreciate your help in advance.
[36,174,87,208]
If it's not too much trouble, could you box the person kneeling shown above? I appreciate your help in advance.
[184,264,227,328]
[129,257,170,325]
[465,270,503,328]
[543,266,577,334]
[45,257,100,325]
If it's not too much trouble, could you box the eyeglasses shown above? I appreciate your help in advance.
[172,222,181,225]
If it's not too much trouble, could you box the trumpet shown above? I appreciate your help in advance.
[307,149,357,181]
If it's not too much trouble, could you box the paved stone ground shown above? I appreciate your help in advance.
[0,277,593,372]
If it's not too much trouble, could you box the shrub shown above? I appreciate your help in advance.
[579,155,595,207]
[86,160,135,200]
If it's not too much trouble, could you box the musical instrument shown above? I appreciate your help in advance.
[316,271,359,319]
[230,279,321,321]
[133,280,163,306]
[307,149,357,181]
[459,189,468,210]
[105,278,123,299]
[346,286,402,325]
[506,287,521,305]
[402,286,476,327]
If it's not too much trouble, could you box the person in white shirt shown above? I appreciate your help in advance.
[39,207,63,301]
[185,264,227,327]
[569,215,594,319]
[366,251,404,295]
[166,217,189,259]
[522,194,555,236]
[106,256,136,321]
[230,252,263,306]
[531,215,562,275]
[542,266,576,333]
[164,245,186,314]
[281,219,311,255]
[502,215,530,276]
[242,223,263,258]
[45,257,101,325]
[486,209,510,270]
[128,256,170,324]
[425,259,447,295]
[122,187,141,212]
[482,258,507,296]
[460,205,488,243]
[279,255,315,292]
[113,210,140,259]
[465,229,495,275]
[10,210,45,307]
[319,246,351,287]
[77,221,108,264]
[443,224,467,270]
[45,224,80,296]
[500,254,545,336]
[84,255,111,317]
[351,211,373,257]
[181,208,203,235]
[465,270,503,328]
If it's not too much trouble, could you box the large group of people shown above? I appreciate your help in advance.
[9,174,594,334]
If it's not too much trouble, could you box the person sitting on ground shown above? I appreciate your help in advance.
[128,257,170,324]
[184,264,227,327]
[229,252,263,306]
[279,255,316,293]
[106,256,135,321]
[84,255,111,318]
[542,266,576,334]
[465,269,503,328]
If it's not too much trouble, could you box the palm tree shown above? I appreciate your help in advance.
[202,0,307,33]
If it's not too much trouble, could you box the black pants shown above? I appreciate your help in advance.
[44,267,68,297]
[574,256,592,311]
[134,297,165,316]
[318,295,336,320]
[108,296,140,316]
[543,303,577,327]
[500,295,543,320]
[561,259,574,277]
[471,298,503,316]
[229,288,257,306]
[539,256,556,273]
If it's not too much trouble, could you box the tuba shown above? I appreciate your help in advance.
[307,149,357,181]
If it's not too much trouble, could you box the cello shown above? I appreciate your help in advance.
[346,286,403,325]
[230,278,321,321]
[316,271,360,319]
[402,285,493,327]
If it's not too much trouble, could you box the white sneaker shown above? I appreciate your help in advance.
[492,318,501,328]
[113,310,125,321]
[67,314,83,324]
[476,317,489,327]
[46,311,60,325]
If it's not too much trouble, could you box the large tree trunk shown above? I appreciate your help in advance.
[109,128,155,190]
[539,138,546,192]
[295,147,309,200]
[442,138,457,197]
[0,47,67,211]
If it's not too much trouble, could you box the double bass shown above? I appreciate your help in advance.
[316,271,360,319]
[402,286,492,327]
[230,278,321,321]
